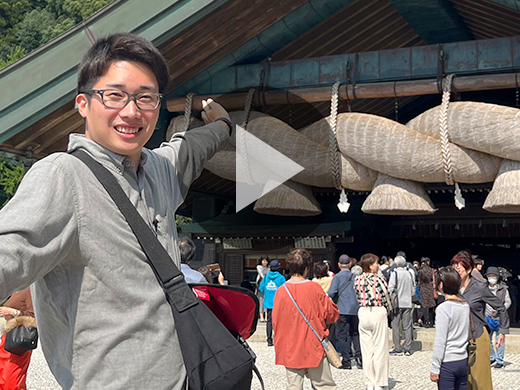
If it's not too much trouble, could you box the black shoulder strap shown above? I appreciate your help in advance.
[337,273,354,298]
[71,150,198,313]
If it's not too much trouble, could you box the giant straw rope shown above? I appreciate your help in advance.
[167,90,520,215]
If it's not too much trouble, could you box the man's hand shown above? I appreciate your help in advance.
[201,98,231,132]
[496,333,505,348]
[430,373,439,382]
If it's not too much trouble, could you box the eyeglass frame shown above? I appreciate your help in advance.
[81,89,163,111]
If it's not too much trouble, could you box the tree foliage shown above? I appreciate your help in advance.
[0,0,114,69]
[0,156,24,207]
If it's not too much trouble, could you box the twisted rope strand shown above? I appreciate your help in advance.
[182,92,195,133]
[439,74,465,209]
[241,88,256,129]
[439,74,454,185]
[239,88,257,185]
[329,81,342,190]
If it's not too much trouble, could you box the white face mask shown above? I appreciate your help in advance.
[487,276,498,285]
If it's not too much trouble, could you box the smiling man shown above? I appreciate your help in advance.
[0,33,231,389]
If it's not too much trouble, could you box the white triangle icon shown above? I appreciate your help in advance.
[235,125,304,213]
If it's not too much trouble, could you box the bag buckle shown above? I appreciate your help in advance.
[164,275,199,312]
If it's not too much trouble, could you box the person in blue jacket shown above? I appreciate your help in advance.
[259,260,286,346]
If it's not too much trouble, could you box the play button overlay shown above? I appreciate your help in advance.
[235,125,304,213]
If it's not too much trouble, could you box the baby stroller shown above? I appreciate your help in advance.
[190,284,264,390]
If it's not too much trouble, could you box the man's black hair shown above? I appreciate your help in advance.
[179,236,196,264]
[77,32,170,94]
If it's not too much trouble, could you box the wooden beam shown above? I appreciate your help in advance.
[176,35,520,97]
[167,72,520,111]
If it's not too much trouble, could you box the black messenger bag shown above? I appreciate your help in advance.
[72,150,260,390]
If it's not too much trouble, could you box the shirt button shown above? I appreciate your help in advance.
[124,161,132,167]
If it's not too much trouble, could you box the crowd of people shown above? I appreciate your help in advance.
[253,248,514,390]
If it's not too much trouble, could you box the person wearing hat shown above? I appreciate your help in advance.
[259,259,286,346]
[328,254,362,369]
[485,266,511,369]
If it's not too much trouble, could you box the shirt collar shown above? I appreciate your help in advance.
[67,133,148,174]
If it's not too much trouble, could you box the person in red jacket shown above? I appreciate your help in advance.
[0,287,35,390]
[273,249,340,390]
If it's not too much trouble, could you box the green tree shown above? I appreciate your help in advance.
[47,0,113,23]
[0,0,115,70]
[0,0,33,31]
[15,8,55,53]
[0,156,24,207]
[0,44,24,68]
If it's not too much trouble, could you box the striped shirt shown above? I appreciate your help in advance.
[354,273,390,309]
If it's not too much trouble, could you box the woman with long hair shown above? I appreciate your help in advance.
[418,257,436,327]
[451,250,509,389]
[354,253,391,390]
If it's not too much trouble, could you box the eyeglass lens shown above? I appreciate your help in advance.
[102,90,160,110]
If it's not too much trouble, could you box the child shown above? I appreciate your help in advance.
[430,267,470,390]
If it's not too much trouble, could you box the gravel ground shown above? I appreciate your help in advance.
[26,341,520,389]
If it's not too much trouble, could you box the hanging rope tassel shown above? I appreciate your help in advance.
[454,182,465,210]
[337,188,350,213]
[328,82,348,212]
[439,74,465,210]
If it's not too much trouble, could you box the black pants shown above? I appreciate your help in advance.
[266,308,273,344]
[438,359,468,390]
[420,307,434,326]
[336,314,361,361]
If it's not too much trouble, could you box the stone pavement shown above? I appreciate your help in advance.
[248,341,520,389]
[25,339,520,389]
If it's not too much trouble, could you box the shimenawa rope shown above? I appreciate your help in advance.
[329,82,349,212]
[439,74,465,209]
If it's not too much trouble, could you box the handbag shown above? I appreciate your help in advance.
[72,150,262,390]
[468,307,477,367]
[282,284,342,368]
[3,316,38,355]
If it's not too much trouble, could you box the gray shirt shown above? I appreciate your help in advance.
[431,300,470,374]
[388,267,415,309]
[0,124,228,389]
[461,277,509,338]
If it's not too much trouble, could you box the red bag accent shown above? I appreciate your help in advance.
[0,335,32,390]
[190,284,259,340]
